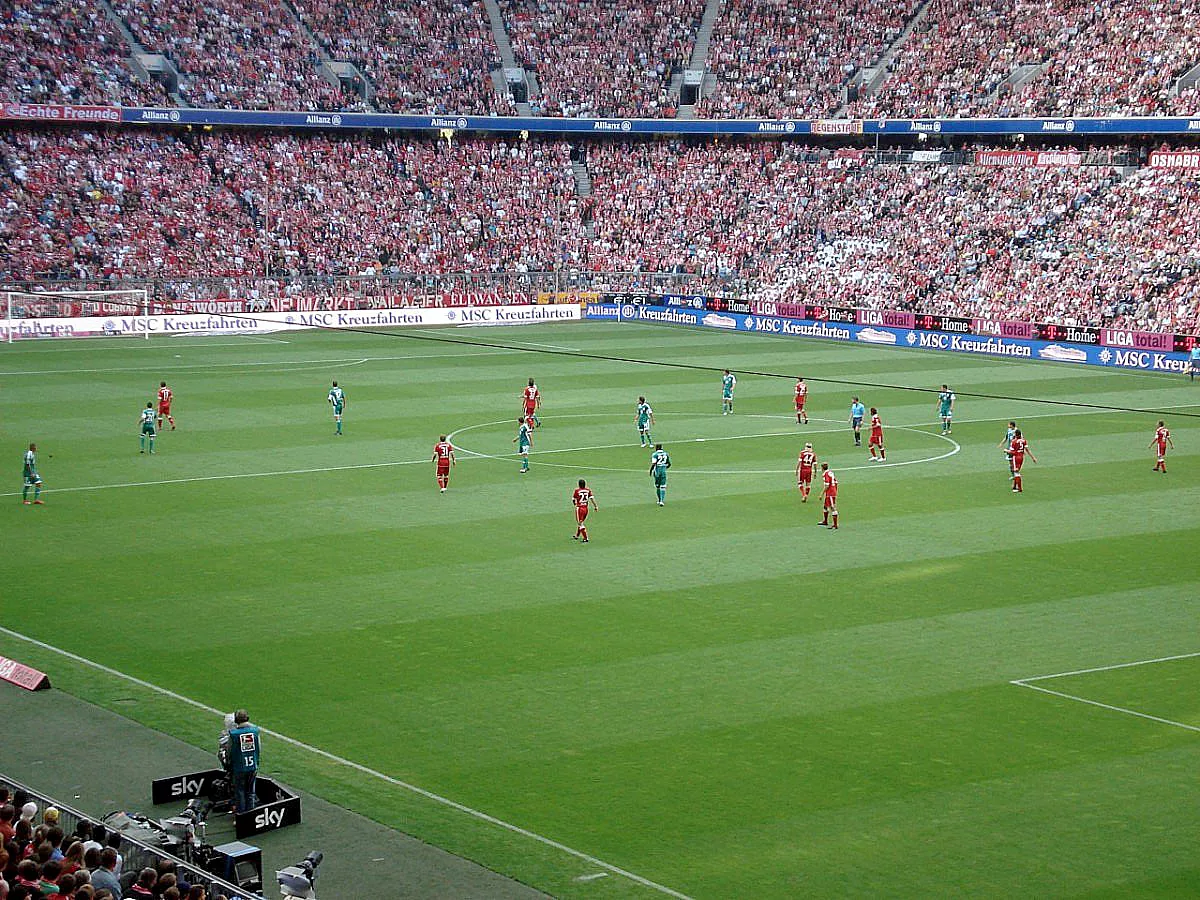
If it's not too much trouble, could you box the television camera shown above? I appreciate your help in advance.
[277,850,323,899]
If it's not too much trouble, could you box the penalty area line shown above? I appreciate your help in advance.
[0,625,697,900]
[1010,650,1200,735]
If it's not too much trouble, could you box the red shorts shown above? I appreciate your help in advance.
[1156,443,1168,456]
[575,505,589,523]
[795,397,806,410]
[798,469,812,485]
[436,462,450,475]
[524,403,537,416]
[823,493,837,509]
[158,404,171,415]
[1011,456,1024,472]
[870,430,883,444]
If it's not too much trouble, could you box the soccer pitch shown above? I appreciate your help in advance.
[3,322,1199,898]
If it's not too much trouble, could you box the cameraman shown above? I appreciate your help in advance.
[227,710,262,813]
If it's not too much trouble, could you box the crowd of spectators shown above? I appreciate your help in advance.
[853,0,1200,118]
[500,0,703,117]
[0,791,218,900]
[0,129,263,280]
[0,0,165,107]
[699,0,919,118]
[1005,0,1200,116]
[3,128,1199,332]
[109,0,346,110]
[849,0,1092,119]
[952,165,1200,332]
[295,0,513,115]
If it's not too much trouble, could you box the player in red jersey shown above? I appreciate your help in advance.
[432,435,456,492]
[796,442,817,502]
[157,381,176,431]
[868,408,885,461]
[818,462,838,529]
[1149,420,1174,472]
[794,377,809,425]
[1007,429,1037,492]
[522,379,542,428]
[572,479,597,542]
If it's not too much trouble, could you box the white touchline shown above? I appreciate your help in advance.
[0,624,696,900]
[1010,651,1200,735]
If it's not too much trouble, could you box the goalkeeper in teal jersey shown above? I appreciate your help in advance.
[139,402,157,454]
[513,416,533,473]
[328,381,346,435]
[649,443,671,506]
[936,384,955,434]
[22,443,44,505]
[635,396,655,447]
[721,370,736,414]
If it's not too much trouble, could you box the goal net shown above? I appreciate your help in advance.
[3,289,150,342]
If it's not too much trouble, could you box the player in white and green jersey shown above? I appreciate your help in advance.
[936,384,955,434]
[649,443,671,506]
[513,417,533,473]
[22,443,44,505]
[328,381,346,435]
[139,402,157,454]
[721,370,736,414]
[636,397,655,447]
[998,421,1018,476]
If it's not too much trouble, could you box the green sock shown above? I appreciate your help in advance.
[657,487,665,502]
[34,485,41,500]
[149,436,156,453]
[140,434,145,451]
[22,485,28,500]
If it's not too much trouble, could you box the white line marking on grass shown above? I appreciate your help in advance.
[1014,651,1200,683]
[449,414,960,475]
[576,873,610,882]
[0,625,696,900]
[1011,651,1200,735]
[0,457,432,498]
[1011,682,1200,734]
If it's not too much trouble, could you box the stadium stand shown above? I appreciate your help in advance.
[109,0,348,110]
[699,0,920,118]
[293,0,514,114]
[499,0,704,117]
[0,777,248,899]
[1,128,1197,331]
[853,0,1200,117]
[0,0,166,106]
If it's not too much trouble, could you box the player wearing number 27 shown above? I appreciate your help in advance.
[432,436,456,492]
[1149,421,1174,473]
[572,479,597,542]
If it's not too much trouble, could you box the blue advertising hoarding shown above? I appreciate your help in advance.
[585,304,1193,374]
[116,107,1200,137]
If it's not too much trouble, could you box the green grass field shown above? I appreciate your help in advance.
[3,322,1199,898]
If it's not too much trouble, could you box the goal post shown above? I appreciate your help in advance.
[4,289,150,342]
